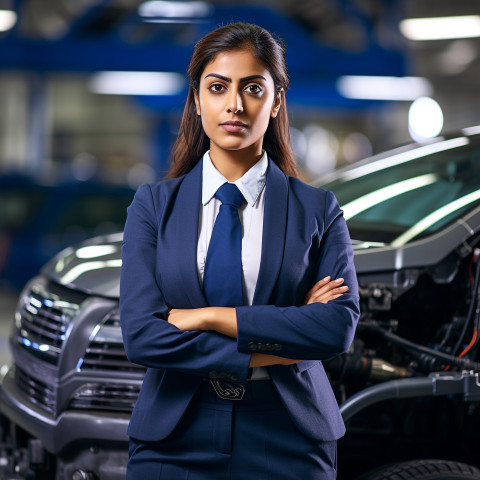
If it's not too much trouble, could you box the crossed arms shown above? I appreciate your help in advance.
[120,183,360,383]
[168,276,349,367]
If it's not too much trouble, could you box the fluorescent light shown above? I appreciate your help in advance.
[341,137,470,181]
[138,1,212,18]
[337,76,432,101]
[342,174,438,221]
[0,9,17,32]
[400,15,480,41]
[392,188,480,247]
[89,71,185,96]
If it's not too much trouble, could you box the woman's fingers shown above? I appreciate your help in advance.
[311,285,349,303]
[303,277,348,305]
[304,276,338,298]
[306,286,348,305]
[304,275,331,300]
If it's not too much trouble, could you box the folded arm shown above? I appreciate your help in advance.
[168,275,347,334]
[168,276,349,366]
[120,184,252,382]
[168,191,360,362]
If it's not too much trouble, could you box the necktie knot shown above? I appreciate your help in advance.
[216,183,244,208]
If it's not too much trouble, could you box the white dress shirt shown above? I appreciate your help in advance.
[197,150,267,305]
[197,150,269,380]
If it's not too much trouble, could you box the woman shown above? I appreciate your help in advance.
[120,22,359,479]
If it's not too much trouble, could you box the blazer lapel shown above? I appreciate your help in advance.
[175,160,209,308]
[252,159,288,305]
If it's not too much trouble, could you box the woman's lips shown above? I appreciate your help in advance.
[220,121,247,133]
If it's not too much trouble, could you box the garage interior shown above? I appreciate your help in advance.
[1,1,480,479]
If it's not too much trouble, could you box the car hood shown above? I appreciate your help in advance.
[44,232,124,298]
[44,232,383,299]
[43,204,480,299]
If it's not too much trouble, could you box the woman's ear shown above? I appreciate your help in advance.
[271,88,283,118]
[194,91,201,116]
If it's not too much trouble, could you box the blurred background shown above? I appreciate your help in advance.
[1,0,480,293]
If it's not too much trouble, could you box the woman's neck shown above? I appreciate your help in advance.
[209,145,263,182]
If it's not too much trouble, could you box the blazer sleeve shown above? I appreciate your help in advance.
[236,190,360,360]
[120,184,252,383]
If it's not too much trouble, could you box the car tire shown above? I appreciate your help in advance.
[356,459,480,480]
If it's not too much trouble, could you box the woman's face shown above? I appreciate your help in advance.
[194,48,281,159]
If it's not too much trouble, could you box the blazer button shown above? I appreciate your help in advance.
[209,370,218,378]
[266,343,275,352]
[248,342,257,351]
[274,344,282,351]
[257,343,266,352]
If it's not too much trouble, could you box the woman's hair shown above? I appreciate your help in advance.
[167,22,298,178]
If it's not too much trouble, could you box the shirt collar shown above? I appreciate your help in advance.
[201,150,268,207]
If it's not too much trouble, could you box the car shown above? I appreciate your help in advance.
[1,127,480,479]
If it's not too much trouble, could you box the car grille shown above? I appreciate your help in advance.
[80,311,146,374]
[14,366,56,415]
[16,282,84,365]
[81,344,145,373]
[14,283,143,415]
[69,383,141,412]
[14,366,140,415]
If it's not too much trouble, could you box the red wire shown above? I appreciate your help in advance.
[458,329,478,359]
[469,256,475,285]
[444,255,478,371]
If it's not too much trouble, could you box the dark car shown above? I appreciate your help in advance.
[1,127,480,479]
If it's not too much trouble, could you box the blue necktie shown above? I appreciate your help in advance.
[203,183,245,307]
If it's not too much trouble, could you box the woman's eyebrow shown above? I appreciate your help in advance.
[204,73,267,83]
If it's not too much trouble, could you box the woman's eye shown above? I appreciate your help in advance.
[209,83,225,93]
[246,84,262,94]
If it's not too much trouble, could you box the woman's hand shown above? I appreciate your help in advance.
[303,276,348,305]
[168,308,209,331]
[168,278,346,367]
[168,307,238,338]
[169,276,347,334]
[168,309,298,367]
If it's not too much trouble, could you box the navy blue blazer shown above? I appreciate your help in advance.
[120,158,360,443]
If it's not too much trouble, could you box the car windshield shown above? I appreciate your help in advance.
[317,135,480,245]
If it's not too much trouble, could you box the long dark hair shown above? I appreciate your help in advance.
[167,22,298,178]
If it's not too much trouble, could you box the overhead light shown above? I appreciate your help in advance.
[408,97,444,141]
[89,71,185,96]
[400,15,480,41]
[337,76,432,101]
[0,9,17,32]
[138,1,212,20]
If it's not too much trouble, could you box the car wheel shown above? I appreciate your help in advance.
[356,459,480,480]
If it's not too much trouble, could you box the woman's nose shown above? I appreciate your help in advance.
[226,91,243,114]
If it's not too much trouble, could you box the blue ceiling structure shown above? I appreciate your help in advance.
[0,0,408,111]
